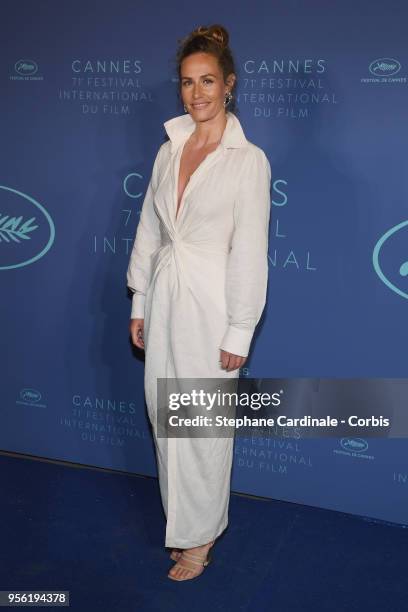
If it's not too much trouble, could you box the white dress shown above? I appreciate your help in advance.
[127,110,271,548]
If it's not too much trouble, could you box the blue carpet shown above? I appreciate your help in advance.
[1,452,407,611]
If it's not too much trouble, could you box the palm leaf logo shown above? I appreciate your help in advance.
[0,215,38,243]
[373,220,408,299]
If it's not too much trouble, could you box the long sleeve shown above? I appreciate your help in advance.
[126,145,164,319]
[218,146,272,357]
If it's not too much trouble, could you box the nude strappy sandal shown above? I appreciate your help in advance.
[168,541,214,581]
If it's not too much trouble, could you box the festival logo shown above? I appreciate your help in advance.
[15,59,38,76]
[333,437,374,460]
[369,58,401,77]
[16,388,47,408]
[10,59,43,81]
[373,220,408,300]
[340,438,368,453]
[361,58,406,84]
[0,186,55,270]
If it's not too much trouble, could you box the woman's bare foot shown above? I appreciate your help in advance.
[168,540,214,581]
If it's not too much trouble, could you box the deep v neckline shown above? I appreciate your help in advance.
[175,141,191,221]
[175,139,220,222]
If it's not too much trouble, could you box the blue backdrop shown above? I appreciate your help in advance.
[1,0,407,525]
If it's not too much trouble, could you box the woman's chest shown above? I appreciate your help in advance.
[154,147,243,228]
[177,142,220,206]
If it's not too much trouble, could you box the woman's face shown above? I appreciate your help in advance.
[180,51,235,122]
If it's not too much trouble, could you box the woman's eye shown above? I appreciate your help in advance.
[182,79,213,86]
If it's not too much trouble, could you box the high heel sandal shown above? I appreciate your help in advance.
[168,541,214,581]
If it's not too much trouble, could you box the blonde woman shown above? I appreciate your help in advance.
[127,24,271,581]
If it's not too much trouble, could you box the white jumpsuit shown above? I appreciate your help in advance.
[127,110,271,548]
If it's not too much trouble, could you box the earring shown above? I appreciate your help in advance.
[224,91,232,107]
[183,104,187,112]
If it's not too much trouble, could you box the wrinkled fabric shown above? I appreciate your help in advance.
[126,110,271,547]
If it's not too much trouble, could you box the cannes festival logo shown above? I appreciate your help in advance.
[20,389,42,403]
[369,58,401,76]
[373,220,408,300]
[0,186,55,270]
[15,60,38,76]
[340,438,368,453]
[16,388,47,408]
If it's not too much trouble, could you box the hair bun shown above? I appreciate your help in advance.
[192,24,229,49]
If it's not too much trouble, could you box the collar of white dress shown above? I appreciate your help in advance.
[163,110,248,151]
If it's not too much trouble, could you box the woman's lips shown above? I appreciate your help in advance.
[191,102,209,109]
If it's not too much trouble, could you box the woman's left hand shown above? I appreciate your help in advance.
[219,349,247,372]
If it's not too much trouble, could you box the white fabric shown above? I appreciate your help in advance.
[126,110,271,548]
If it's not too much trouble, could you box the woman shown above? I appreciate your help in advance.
[127,24,271,581]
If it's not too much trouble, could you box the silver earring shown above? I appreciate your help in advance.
[224,91,232,107]
[183,104,187,112]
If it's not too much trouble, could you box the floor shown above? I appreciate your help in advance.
[1,452,407,612]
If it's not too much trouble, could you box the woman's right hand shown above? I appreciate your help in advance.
[129,318,145,350]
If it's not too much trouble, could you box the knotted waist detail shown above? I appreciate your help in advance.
[149,233,230,293]
[160,233,229,254]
